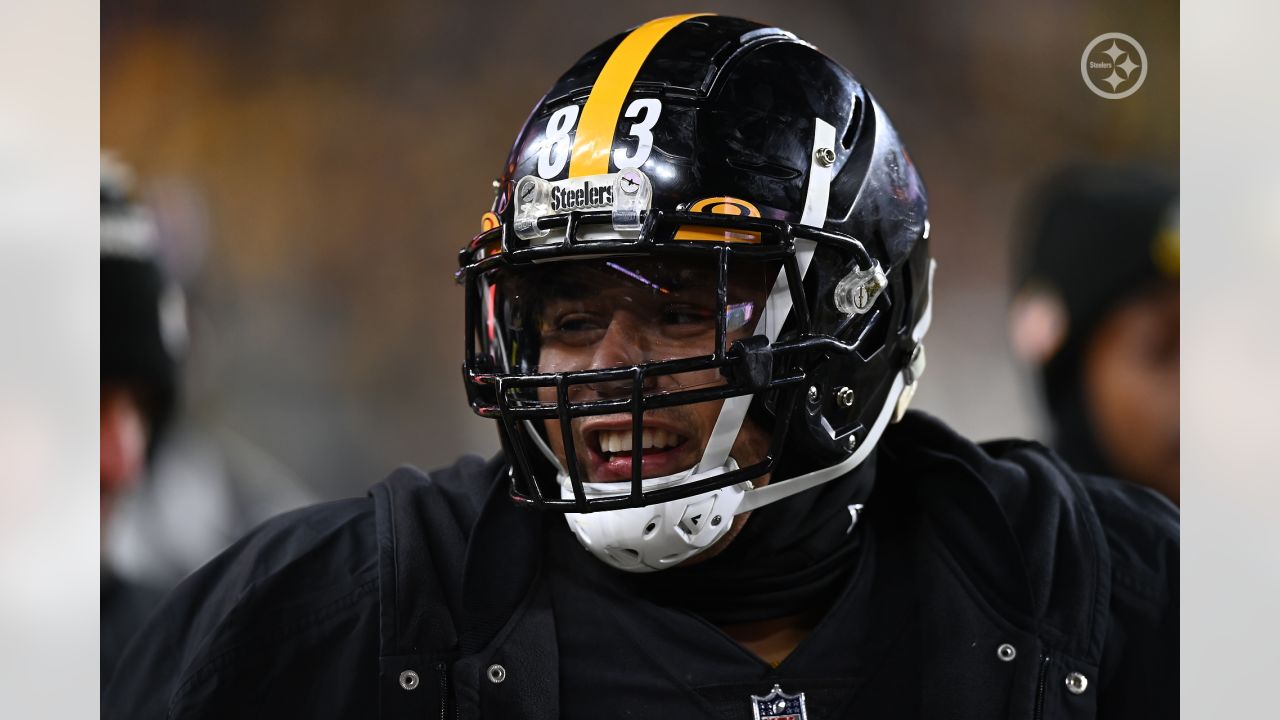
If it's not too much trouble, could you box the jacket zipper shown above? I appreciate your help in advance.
[435,661,453,720]
[1032,653,1050,720]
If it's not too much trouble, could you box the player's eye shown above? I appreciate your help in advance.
[544,312,606,345]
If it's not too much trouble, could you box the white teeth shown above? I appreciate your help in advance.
[596,429,685,454]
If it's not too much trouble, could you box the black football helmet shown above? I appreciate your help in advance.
[457,14,932,560]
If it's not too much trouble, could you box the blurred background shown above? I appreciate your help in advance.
[99,0,1178,506]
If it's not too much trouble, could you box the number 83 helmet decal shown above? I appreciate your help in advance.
[458,14,935,571]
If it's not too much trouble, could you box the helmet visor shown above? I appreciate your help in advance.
[472,252,780,489]
[475,253,777,391]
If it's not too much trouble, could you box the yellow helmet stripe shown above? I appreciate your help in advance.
[568,13,709,178]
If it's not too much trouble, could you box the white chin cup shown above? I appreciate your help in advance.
[559,460,749,573]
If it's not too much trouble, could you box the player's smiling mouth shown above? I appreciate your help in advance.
[591,428,687,455]
[577,419,695,482]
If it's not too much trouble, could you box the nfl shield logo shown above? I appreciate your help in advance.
[750,684,808,720]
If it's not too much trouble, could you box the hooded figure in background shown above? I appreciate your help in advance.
[100,152,188,688]
[1010,166,1179,504]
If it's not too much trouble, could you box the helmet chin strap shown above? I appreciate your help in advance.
[692,116,835,476]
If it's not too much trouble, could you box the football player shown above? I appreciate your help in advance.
[105,15,1177,719]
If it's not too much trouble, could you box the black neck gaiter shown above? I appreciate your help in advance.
[633,454,877,625]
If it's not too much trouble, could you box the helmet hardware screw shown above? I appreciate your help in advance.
[807,385,820,405]
[814,147,836,167]
[834,262,889,316]
[845,434,858,451]
[835,386,855,407]
[710,515,722,527]
[619,170,642,195]
[855,274,885,311]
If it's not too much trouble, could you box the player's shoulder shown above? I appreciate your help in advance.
[882,410,1094,533]
[886,409,1177,554]
[374,452,503,530]
[172,453,500,635]
[976,422,1179,601]
[104,454,502,717]
[103,491,382,716]
[879,411,1177,648]
[1075,470,1178,605]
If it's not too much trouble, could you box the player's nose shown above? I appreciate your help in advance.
[582,311,656,399]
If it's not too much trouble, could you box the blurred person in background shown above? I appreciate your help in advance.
[103,165,319,591]
[100,153,187,688]
[1010,166,1179,504]
[101,153,317,688]
[106,16,1177,718]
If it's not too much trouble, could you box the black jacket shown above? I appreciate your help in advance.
[101,570,166,692]
[103,412,1178,718]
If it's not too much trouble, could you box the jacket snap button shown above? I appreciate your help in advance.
[487,664,507,684]
[398,670,419,691]
[996,643,1017,661]
[1065,671,1088,694]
